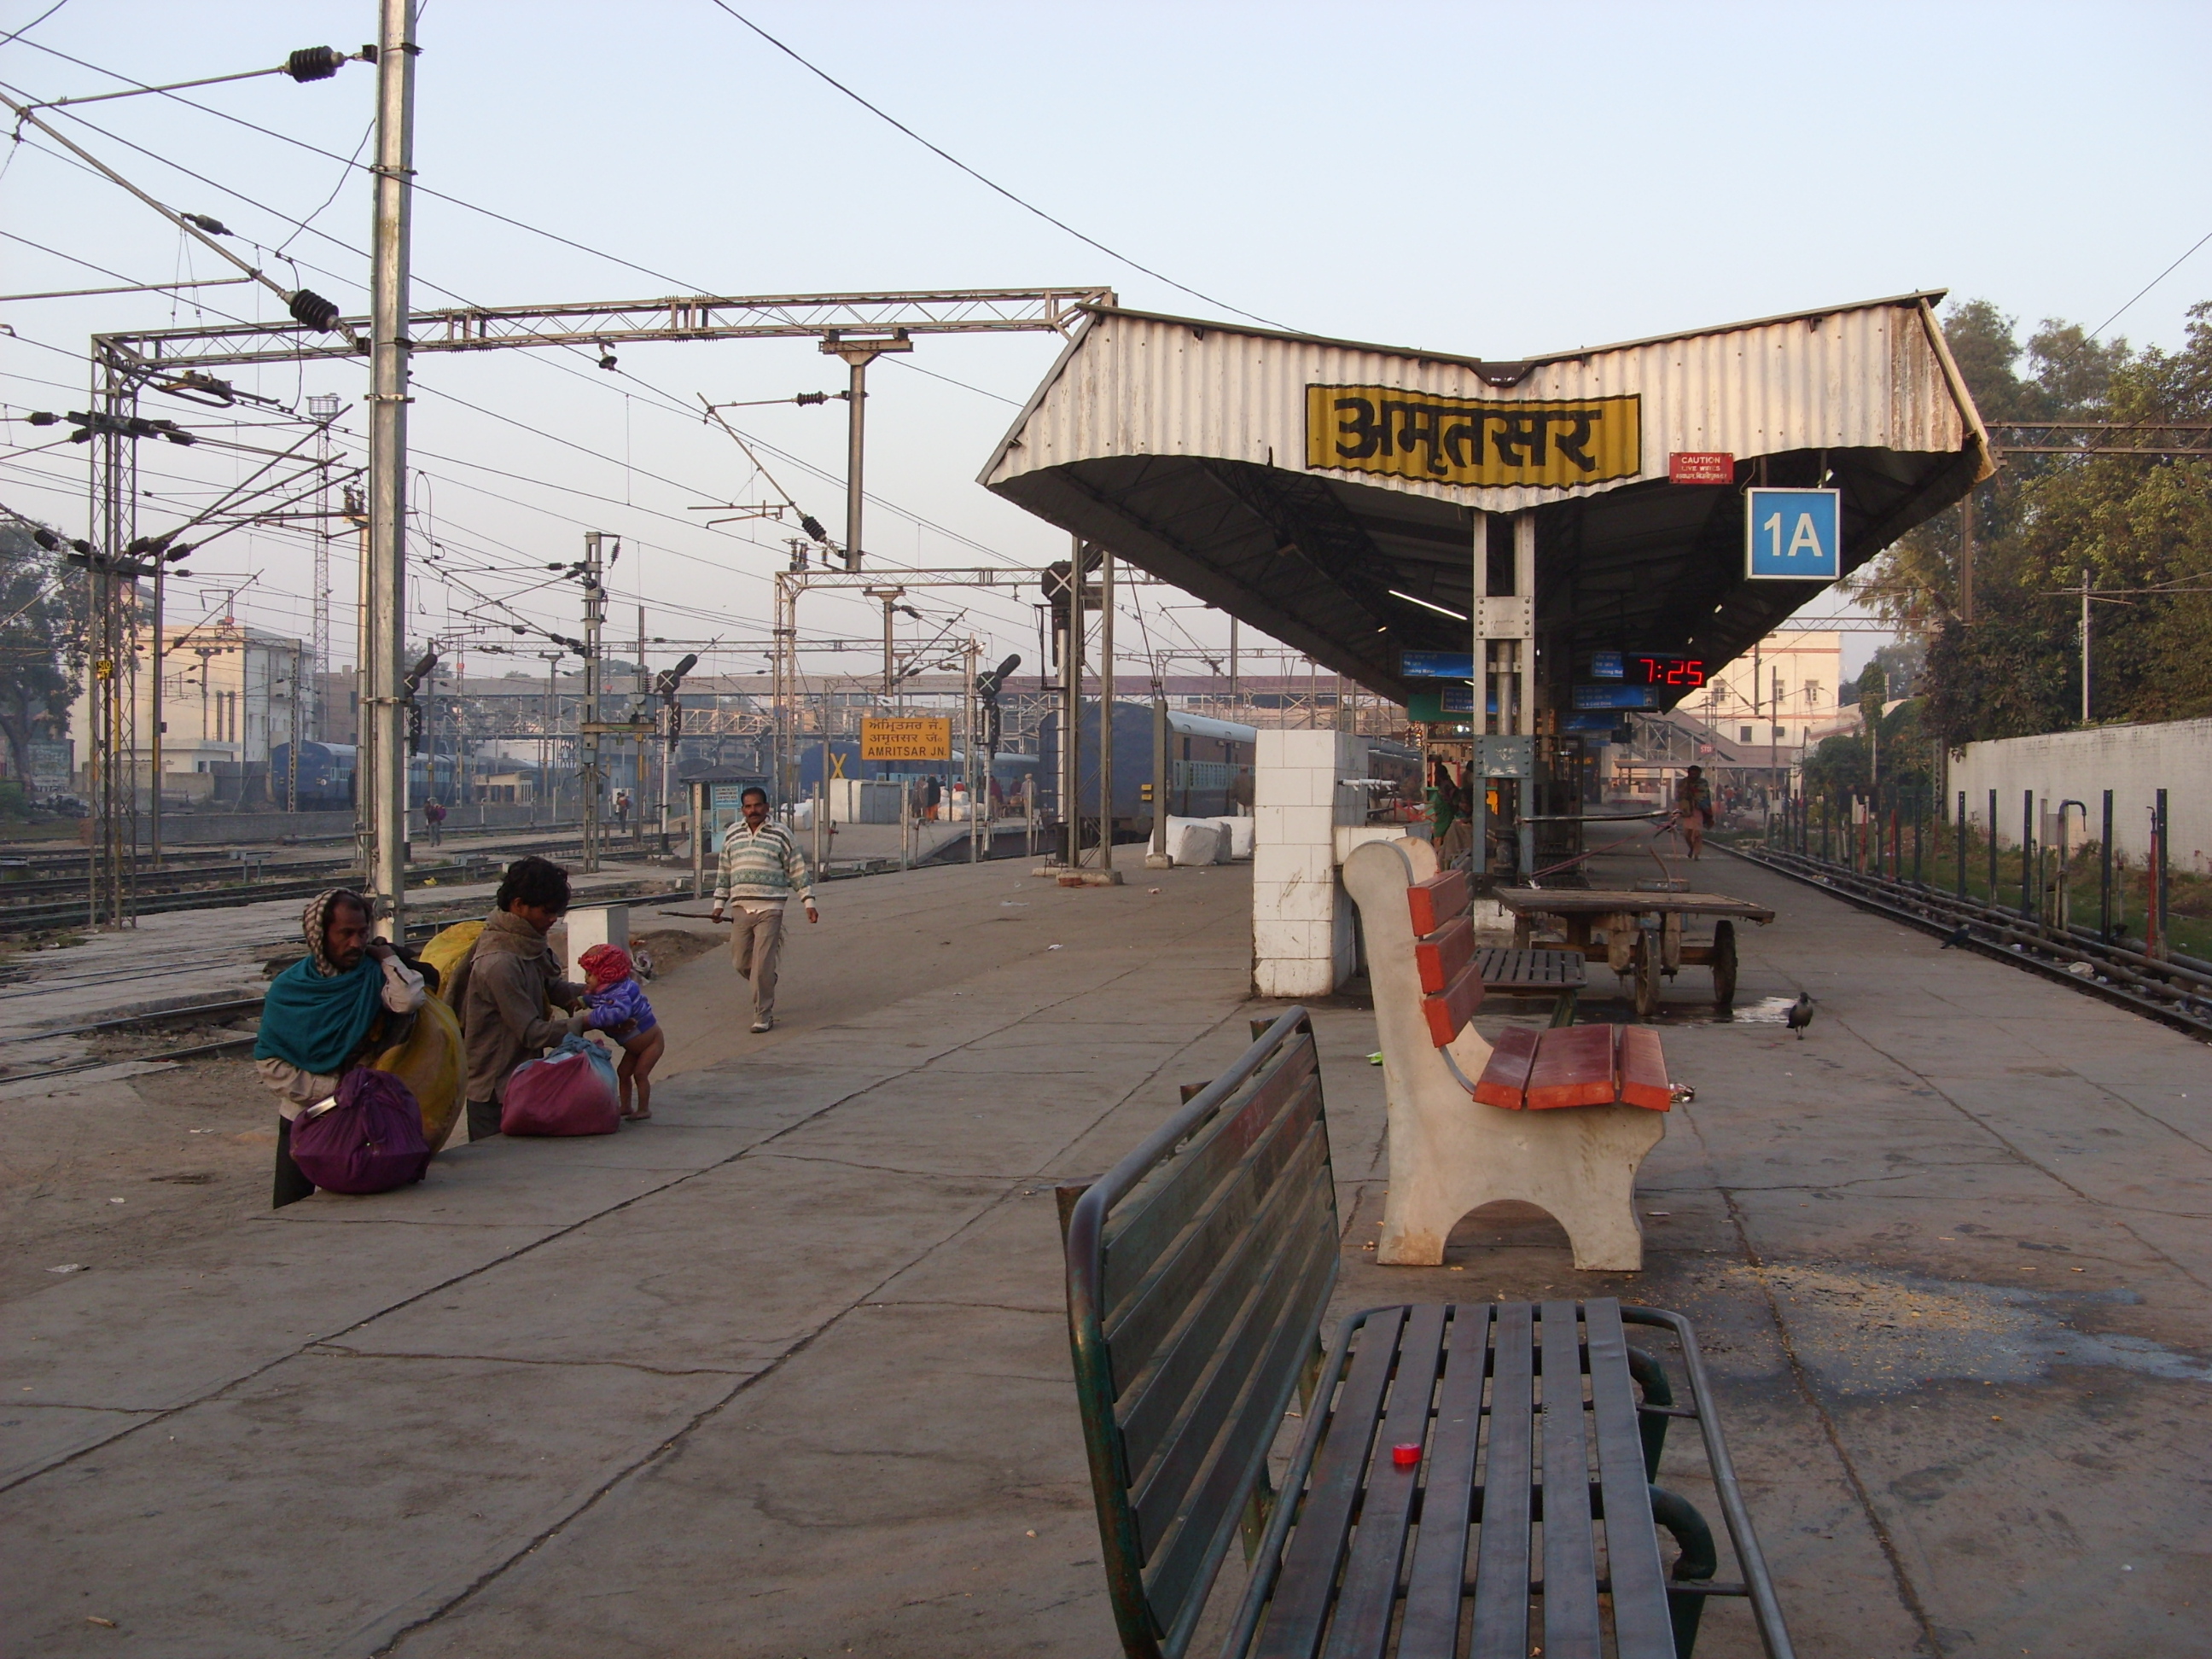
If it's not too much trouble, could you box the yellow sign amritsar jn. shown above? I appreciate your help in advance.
[1305,385,1642,489]
[859,716,952,762]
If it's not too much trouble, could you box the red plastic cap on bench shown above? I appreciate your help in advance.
[1421,961,1486,1047]
[1526,1022,1619,1109]
[1413,912,1475,995]
[1471,1027,1539,1109]
[1617,1025,1672,1109]
[1406,870,1471,938]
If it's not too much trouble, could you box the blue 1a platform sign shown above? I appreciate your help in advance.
[1745,487,1841,580]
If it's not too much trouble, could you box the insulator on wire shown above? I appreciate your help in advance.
[288,288,342,331]
[800,514,827,543]
[27,410,56,426]
[32,529,58,551]
[285,46,346,83]
[183,212,230,236]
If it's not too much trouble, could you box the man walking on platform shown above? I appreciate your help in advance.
[710,787,818,1033]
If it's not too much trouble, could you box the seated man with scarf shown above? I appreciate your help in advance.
[447,856,605,1140]
[253,888,429,1208]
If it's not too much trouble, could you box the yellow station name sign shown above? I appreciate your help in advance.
[1306,385,1641,490]
[859,716,952,762]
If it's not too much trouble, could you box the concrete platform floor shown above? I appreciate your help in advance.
[3,844,2209,1656]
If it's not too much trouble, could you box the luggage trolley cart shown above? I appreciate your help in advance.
[1492,888,1776,1018]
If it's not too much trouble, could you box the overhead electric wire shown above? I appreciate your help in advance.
[0,60,1056,661]
[704,2,1291,331]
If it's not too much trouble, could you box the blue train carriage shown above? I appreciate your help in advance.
[1037,701,1256,836]
[267,741,357,809]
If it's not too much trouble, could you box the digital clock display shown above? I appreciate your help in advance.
[1632,655,1706,687]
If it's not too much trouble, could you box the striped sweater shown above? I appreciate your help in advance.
[713,820,816,905]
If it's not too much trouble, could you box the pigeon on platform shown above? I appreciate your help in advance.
[1941,923,1972,950]
[1785,992,1816,1039]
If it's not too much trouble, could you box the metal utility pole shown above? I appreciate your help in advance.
[2070,570,2087,725]
[964,638,981,864]
[580,531,607,871]
[364,0,418,938]
[1229,615,1239,708]
[1062,536,1085,866]
[1098,548,1115,872]
[307,393,340,743]
[636,603,648,839]
[865,587,905,701]
[1958,487,1975,624]
[821,330,912,571]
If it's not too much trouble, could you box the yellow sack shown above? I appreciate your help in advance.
[420,920,484,1003]
[370,994,467,1152]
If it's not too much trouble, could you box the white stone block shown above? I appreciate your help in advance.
[567,905,628,958]
[1254,917,1328,961]
[1272,804,1335,846]
[1255,956,1336,998]
[1254,844,1332,887]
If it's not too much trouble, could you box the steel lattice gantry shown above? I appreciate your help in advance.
[91,288,1115,371]
[979,292,1992,715]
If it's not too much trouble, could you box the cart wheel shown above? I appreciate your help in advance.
[1712,919,1738,1012]
[1633,933,1661,1020]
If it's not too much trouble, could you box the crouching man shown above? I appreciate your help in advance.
[448,856,602,1139]
[253,888,428,1208]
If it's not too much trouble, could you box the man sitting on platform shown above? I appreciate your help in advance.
[448,856,602,1139]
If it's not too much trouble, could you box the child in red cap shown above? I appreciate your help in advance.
[576,944,665,1120]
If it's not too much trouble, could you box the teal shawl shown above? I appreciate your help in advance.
[255,952,386,1075]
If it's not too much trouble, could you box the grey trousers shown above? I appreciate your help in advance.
[730,902,787,1019]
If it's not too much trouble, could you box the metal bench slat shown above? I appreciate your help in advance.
[1421,959,1485,1047]
[1540,1301,1604,1656]
[1104,1036,1319,1318]
[1471,1027,1540,1109]
[1318,1303,1450,1659]
[1253,1307,1407,1659]
[1525,1024,1618,1111]
[1407,870,1471,937]
[1116,1129,1328,1478]
[1585,1300,1678,1659]
[1106,1076,1324,1382]
[1469,1301,1536,1659]
[1146,1232,1342,1645]
[1125,1156,1333,1536]
[1396,1304,1493,1652]
[1414,913,1476,994]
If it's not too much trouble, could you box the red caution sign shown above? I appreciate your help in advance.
[1669,451,1736,486]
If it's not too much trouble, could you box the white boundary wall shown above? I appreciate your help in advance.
[1253,731,1372,997]
[1951,719,2211,872]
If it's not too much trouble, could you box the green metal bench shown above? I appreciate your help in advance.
[1061,1006,1794,1659]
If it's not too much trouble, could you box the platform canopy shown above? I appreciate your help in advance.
[980,293,1990,711]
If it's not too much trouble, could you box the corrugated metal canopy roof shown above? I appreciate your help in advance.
[981,294,1988,711]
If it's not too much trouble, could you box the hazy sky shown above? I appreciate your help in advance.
[4,0,2208,682]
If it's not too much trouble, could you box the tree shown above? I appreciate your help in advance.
[0,522,82,797]
[1858,297,2212,745]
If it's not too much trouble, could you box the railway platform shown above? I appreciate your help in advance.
[2,847,2207,1656]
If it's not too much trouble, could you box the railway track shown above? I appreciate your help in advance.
[1725,841,2212,1041]
[0,836,601,934]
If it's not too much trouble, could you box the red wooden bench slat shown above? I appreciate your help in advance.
[1420,961,1485,1047]
[1470,1026,1539,1109]
[1616,1024,1673,1110]
[1525,1022,1618,1110]
[1412,912,1475,995]
[1406,870,1470,938]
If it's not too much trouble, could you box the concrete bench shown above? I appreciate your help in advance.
[1343,836,1670,1271]
[1059,1008,1794,1659]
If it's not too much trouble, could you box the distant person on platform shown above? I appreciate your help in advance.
[613,789,631,835]
[423,798,446,846]
[1674,765,1714,860]
[448,856,603,1138]
[253,888,428,1208]
[710,787,818,1033]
